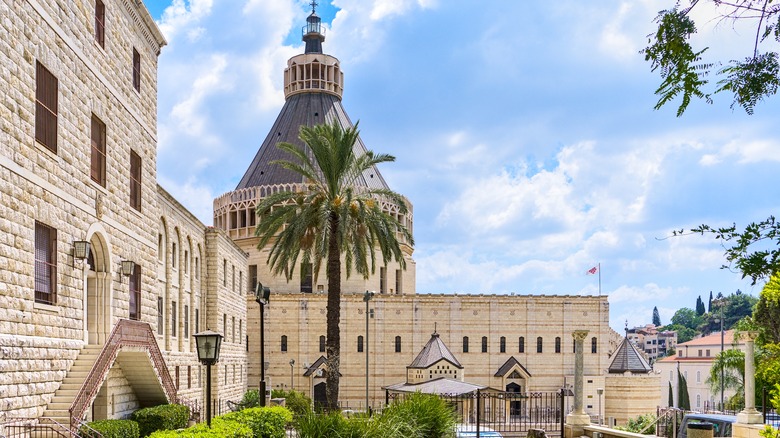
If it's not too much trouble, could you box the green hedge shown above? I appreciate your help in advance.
[148,417,252,438]
[131,404,190,437]
[80,419,140,438]
[269,389,312,416]
[220,406,292,438]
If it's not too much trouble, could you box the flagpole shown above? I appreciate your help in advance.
[598,263,601,296]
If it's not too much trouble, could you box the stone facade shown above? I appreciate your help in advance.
[0,0,247,422]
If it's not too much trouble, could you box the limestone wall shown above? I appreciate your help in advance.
[604,373,662,426]
[247,293,610,408]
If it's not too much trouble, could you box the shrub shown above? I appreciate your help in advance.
[269,389,312,416]
[148,417,251,438]
[80,419,140,438]
[615,413,657,434]
[379,393,457,438]
[131,404,190,437]
[241,389,260,409]
[220,406,293,438]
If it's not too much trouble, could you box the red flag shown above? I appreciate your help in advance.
[587,266,598,275]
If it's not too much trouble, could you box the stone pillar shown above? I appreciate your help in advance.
[567,330,590,426]
[737,331,762,424]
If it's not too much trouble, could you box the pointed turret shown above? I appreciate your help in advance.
[303,1,325,54]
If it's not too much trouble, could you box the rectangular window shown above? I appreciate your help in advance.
[34,222,57,304]
[90,115,106,186]
[395,336,401,353]
[463,336,469,353]
[171,301,177,337]
[357,336,364,353]
[184,305,189,338]
[35,61,58,153]
[319,335,325,353]
[130,150,141,211]
[300,262,312,293]
[175,366,180,389]
[132,48,140,92]
[157,297,164,335]
[232,316,236,343]
[249,265,257,292]
[281,335,288,352]
[481,336,488,353]
[95,0,105,47]
[195,308,199,334]
[223,314,227,336]
[239,320,242,344]
[232,265,235,291]
[395,269,402,294]
[129,265,140,320]
[380,267,387,294]
[187,366,192,389]
[223,259,227,286]
[500,336,506,353]
[239,271,243,294]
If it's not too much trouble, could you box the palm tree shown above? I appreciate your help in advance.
[706,348,745,407]
[255,120,413,410]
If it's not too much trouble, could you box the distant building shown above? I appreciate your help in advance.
[627,324,677,362]
[655,330,745,411]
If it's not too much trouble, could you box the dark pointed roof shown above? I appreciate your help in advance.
[608,335,652,374]
[494,356,532,378]
[303,355,342,377]
[408,332,463,369]
[235,93,390,191]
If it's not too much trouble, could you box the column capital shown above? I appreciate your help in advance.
[572,330,589,341]
[745,331,759,342]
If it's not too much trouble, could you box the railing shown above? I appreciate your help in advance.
[1,417,77,437]
[69,319,177,432]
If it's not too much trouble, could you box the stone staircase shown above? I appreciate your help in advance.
[40,344,103,426]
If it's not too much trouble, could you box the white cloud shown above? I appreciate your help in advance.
[598,2,638,61]
[169,54,230,139]
[158,0,214,43]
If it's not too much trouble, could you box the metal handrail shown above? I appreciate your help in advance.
[69,319,177,432]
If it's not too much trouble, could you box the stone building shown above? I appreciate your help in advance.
[656,330,744,411]
[213,4,625,415]
[0,0,247,429]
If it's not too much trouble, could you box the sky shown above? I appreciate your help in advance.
[144,0,779,333]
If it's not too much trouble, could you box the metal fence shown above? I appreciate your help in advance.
[387,391,569,438]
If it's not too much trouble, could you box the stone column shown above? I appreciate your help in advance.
[737,331,762,424]
[566,330,590,426]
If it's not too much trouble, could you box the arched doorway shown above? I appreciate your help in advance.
[86,230,111,345]
[313,382,327,409]
[506,381,523,418]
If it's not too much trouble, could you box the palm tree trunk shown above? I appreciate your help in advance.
[325,212,341,411]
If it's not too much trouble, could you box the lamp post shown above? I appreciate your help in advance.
[363,290,375,413]
[597,388,604,425]
[194,330,223,427]
[255,283,270,407]
[289,359,295,390]
[713,298,725,410]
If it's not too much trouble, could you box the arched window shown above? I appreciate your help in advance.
[357,335,364,353]
[500,336,506,353]
[172,242,177,268]
[519,336,525,353]
[395,336,402,353]
[696,394,701,408]
[481,336,488,353]
[696,371,701,383]
[591,337,598,353]
[281,335,287,352]
[555,337,561,353]
[463,336,469,353]
[319,335,325,353]
[537,337,543,353]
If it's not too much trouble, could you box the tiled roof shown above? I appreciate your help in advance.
[235,92,390,191]
[678,330,738,347]
[494,356,532,378]
[608,335,652,374]
[408,332,462,369]
[383,378,486,396]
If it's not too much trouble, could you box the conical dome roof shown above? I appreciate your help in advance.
[608,333,652,374]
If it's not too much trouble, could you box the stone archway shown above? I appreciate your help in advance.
[85,227,112,345]
[506,381,523,417]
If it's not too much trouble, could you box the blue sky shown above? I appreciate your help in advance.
[146,0,779,333]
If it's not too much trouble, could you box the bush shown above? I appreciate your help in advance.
[220,406,293,438]
[241,389,260,409]
[131,404,190,437]
[615,413,657,434]
[269,389,312,416]
[80,419,140,438]
[148,417,251,438]
[379,393,457,438]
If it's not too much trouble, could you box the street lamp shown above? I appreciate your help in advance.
[194,330,223,427]
[597,388,604,425]
[255,282,270,407]
[363,290,375,413]
[289,359,295,390]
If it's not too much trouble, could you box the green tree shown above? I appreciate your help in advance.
[678,369,691,410]
[668,382,674,407]
[709,291,713,313]
[653,306,662,326]
[696,296,705,316]
[671,308,702,331]
[706,349,746,399]
[665,324,696,343]
[755,272,780,343]
[255,120,413,410]
[642,2,780,116]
